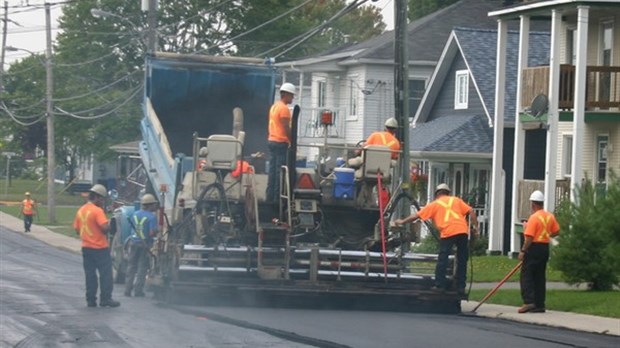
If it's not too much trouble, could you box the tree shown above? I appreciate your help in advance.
[551,173,620,291]
[408,0,459,21]
[2,0,385,180]
[227,0,385,59]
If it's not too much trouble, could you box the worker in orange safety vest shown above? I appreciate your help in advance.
[517,190,560,313]
[348,118,401,169]
[266,82,295,202]
[395,183,478,297]
[19,192,38,232]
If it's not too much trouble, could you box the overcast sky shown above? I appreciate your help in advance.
[2,0,395,66]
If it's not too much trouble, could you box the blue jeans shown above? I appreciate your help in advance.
[435,233,469,291]
[266,141,288,202]
[82,247,114,304]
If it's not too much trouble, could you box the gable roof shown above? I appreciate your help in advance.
[410,114,494,157]
[414,28,550,126]
[278,0,550,69]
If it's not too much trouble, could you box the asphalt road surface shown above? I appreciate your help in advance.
[1,227,618,348]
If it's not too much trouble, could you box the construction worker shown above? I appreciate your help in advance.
[125,193,159,297]
[73,184,120,308]
[266,82,295,202]
[518,190,560,313]
[19,192,37,232]
[395,183,478,296]
[348,118,401,168]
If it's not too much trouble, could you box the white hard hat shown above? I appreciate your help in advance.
[89,184,107,198]
[385,117,398,128]
[280,82,296,95]
[435,183,451,193]
[140,193,158,205]
[529,190,544,202]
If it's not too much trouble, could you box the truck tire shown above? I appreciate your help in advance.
[111,229,126,284]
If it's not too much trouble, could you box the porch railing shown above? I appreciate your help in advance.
[521,64,620,111]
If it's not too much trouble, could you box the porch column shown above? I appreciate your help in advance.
[571,6,589,202]
[544,9,562,212]
[510,15,530,255]
[489,19,507,253]
[298,71,304,106]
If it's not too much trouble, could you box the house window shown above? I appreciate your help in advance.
[317,80,326,108]
[562,135,573,177]
[348,78,358,119]
[597,135,608,183]
[454,70,469,109]
[601,21,613,66]
[408,79,426,117]
[566,28,577,65]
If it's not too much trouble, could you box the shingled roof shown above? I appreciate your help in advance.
[410,28,550,155]
[410,114,493,155]
[315,0,549,65]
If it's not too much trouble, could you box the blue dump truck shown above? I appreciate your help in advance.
[114,52,460,313]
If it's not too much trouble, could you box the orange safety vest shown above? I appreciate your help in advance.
[524,210,560,244]
[268,100,291,143]
[365,131,400,159]
[417,196,472,238]
[22,199,35,215]
[73,202,109,249]
[231,160,254,178]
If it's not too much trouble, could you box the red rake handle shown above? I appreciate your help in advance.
[377,173,388,282]
[471,261,523,312]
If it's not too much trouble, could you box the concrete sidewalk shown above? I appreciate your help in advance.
[1,211,618,337]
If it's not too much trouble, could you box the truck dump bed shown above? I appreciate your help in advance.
[140,53,276,206]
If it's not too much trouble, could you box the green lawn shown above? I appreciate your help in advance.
[0,178,86,205]
[0,205,80,239]
[468,289,620,319]
[469,255,563,282]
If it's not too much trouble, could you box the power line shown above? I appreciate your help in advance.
[52,70,141,102]
[191,0,313,56]
[0,101,45,126]
[257,0,367,59]
[55,84,142,120]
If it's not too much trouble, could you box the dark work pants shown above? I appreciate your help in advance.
[520,243,549,308]
[266,141,288,202]
[23,214,33,232]
[125,243,150,294]
[82,247,114,304]
[435,233,469,291]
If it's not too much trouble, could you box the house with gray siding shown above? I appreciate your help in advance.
[411,27,550,251]
[275,0,546,163]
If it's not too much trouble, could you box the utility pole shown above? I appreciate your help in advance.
[0,1,8,94]
[45,2,55,223]
[145,0,157,53]
[394,0,410,195]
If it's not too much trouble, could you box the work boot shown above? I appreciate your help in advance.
[124,290,132,297]
[87,301,97,308]
[134,291,145,297]
[530,307,546,313]
[518,303,536,313]
[100,299,121,308]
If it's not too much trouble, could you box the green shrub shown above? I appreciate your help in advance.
[413,233,439,253]
[552,173,620,291]
[470,234,488,256]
